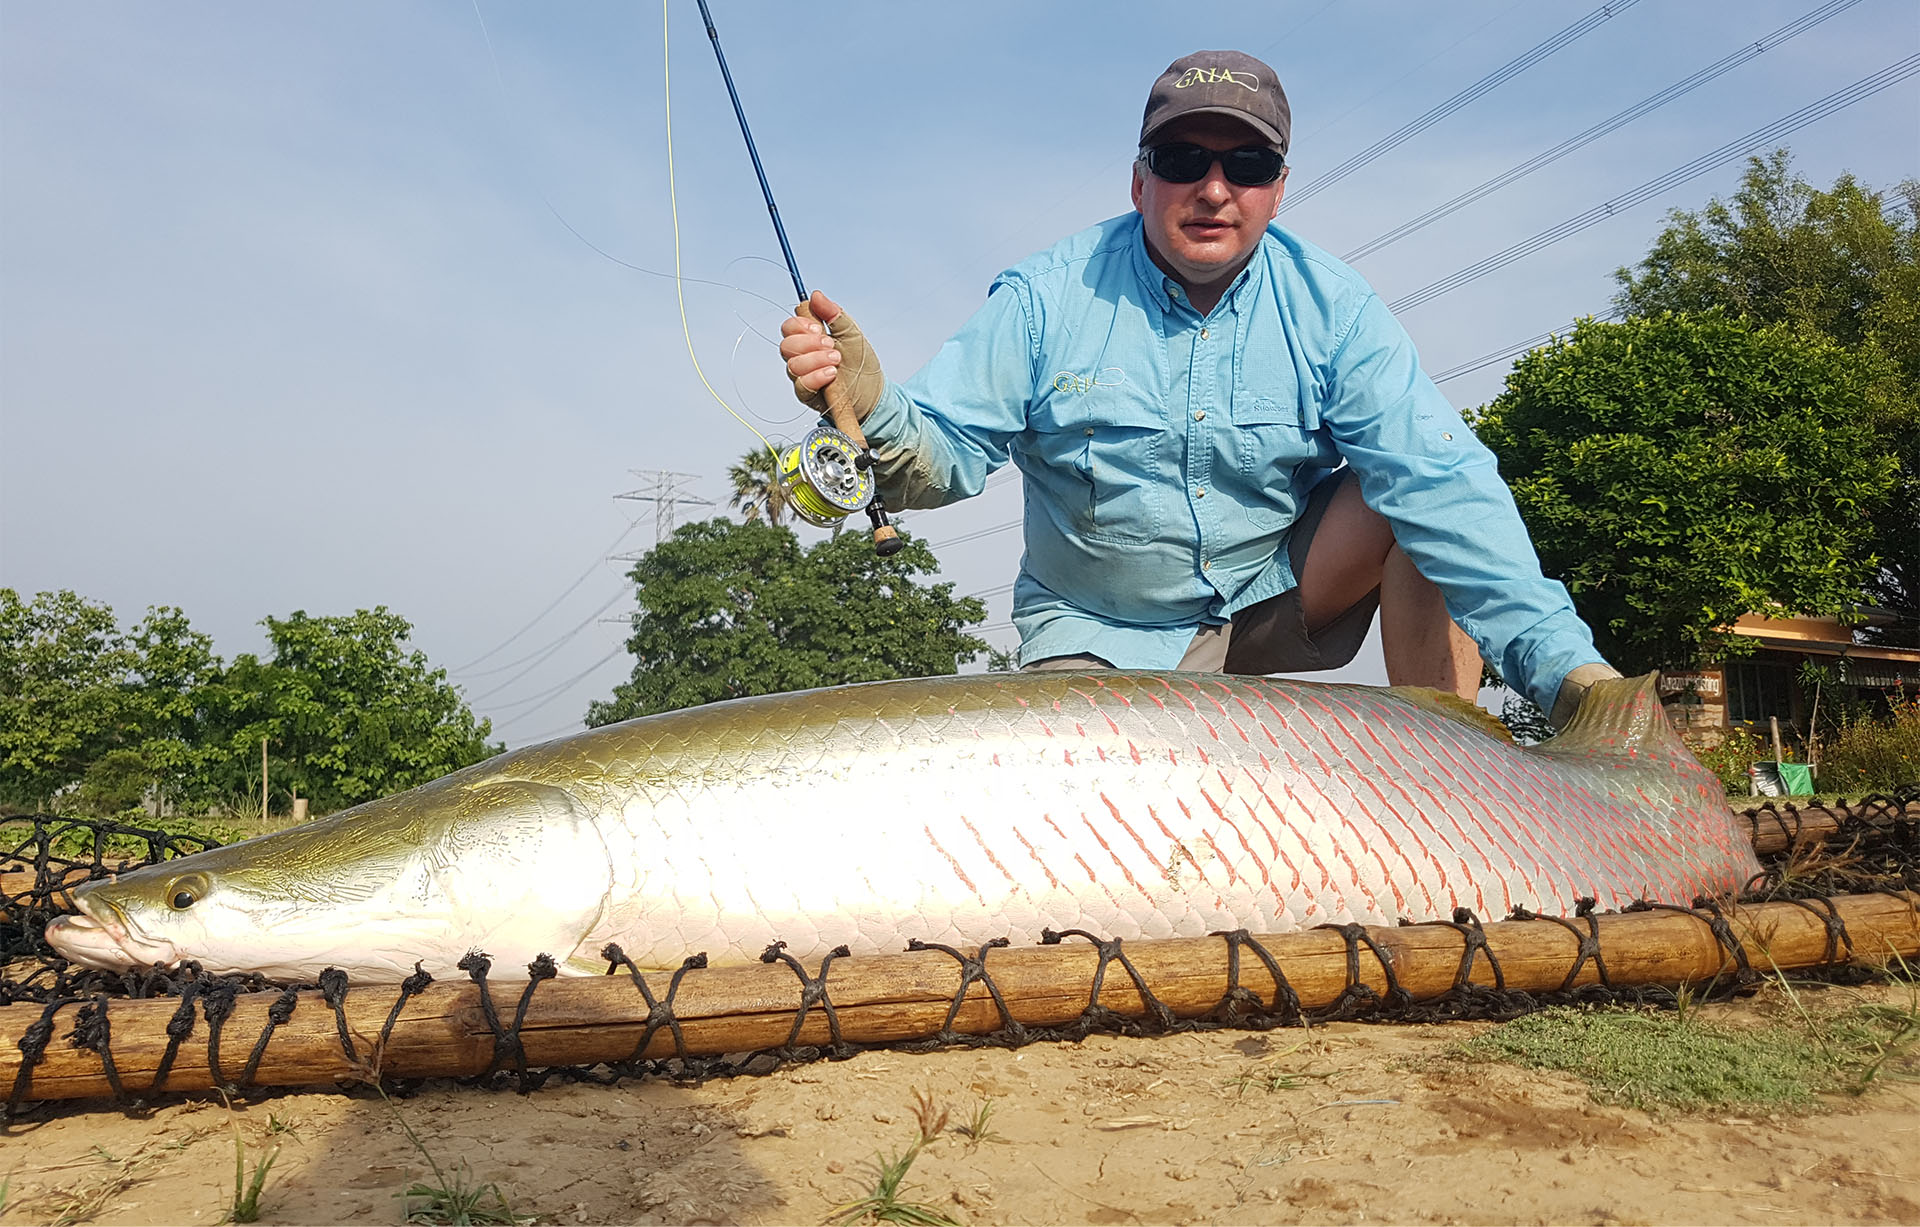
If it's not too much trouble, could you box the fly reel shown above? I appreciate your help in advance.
[778,425,876,528]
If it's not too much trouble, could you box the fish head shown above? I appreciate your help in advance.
[46,776,614,982]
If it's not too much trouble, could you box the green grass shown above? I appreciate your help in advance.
[825,1143,958,1227]
[828,1092,960,1227]
[223,1132,279,1224]
[1459,992,1920,1113]
[397,1166,526,1227]
[1765,959,1920,1095]
[951,1098,1001,1146]
[371,1088,529,1226]
[218,1092,281,1225]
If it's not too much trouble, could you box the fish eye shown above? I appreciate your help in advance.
[167,873,209,911]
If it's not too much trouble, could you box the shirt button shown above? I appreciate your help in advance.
[1194,410,1205,421]
[1442,431,1454,441]
[1084,427,1094,436]
[1168,286,1182,298]
[1201,559,1212,571]
[1195,487,1206,498]
[1200,327,1210,340]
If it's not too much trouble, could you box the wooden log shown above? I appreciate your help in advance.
[1738,799,1920,856]
[5,891,1916,1106]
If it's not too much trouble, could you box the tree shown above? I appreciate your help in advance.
[198,608,501,812]
[125,605,223,814]
[587,518,988,724]
[0,589,136,808]
[727,443,795,526]
[1469,311,1899,675]
[1614,150,1920,638]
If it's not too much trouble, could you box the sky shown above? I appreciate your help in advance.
[2,0,1916,749]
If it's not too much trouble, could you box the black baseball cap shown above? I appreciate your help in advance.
[1140,50,1290,154]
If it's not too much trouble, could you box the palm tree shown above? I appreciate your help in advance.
[728,443,792,525]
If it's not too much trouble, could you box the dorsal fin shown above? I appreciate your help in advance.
[1386,686,1515,744]
[1533,671,1690,759]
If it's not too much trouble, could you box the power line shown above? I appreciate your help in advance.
[455,585,630,680]
[1429,308,1624,385]
[928,516,1023,550]
[502,717,592,749]
[963,580,1016,601]
[1388,53,1920,314]
[1284,0,1643,208]
[1297,0,1529,145]
[485,644,626,718]
[1343,0,1863,263]
[450,516,643,673]
[463,586,632,703]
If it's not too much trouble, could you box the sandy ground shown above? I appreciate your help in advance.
[3,984,1917,1227]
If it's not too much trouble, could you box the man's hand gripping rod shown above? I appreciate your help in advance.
[695,0,902,555]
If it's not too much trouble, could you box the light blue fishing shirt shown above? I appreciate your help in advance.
[860,213,1602,713]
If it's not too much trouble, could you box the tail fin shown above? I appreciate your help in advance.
[1533,672,1691,760]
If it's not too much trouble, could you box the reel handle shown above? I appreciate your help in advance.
[797,298,900,557]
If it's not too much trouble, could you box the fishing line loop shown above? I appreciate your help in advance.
[1314,922,1414,1019]
[239,989,301,1090]
[602,944,705,1070]
[200,977,241,1093]
[1769,895,1853,968]
[659,0,775,453]
[904,937,1023,1048]
[4,997,64,1124]
[317,967,358,1067]
[73,995,124,1099]
[1208,927,1304,1025]
[149,977,205,1096]
[757,941,854,1060]
[1043,928,1178,1037]
[1512,907,1612,995]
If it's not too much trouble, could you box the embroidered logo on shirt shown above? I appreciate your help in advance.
[1051,367,1127,396]
[1176,67,1259,93]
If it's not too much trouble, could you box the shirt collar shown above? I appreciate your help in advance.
[1127,216,1269,315]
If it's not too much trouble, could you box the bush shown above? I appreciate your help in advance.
[1683,727,1768,796]
[1816,697,1920,794]
[72,748,153,816]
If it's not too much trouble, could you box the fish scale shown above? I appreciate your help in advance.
[47,671,1760,982]
[550,670,1752,967]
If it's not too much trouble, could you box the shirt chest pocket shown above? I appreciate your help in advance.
[1027,384,1165,545]
[1232,362,1318,528]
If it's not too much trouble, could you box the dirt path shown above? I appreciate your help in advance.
[4,985,1917,1226]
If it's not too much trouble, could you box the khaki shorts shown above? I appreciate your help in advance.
[1023,468,1377,676]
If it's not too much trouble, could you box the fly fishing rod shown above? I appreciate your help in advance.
[693,0,902,555]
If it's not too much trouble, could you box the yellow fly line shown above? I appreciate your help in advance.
[656,0,880,533]
[660,0,775,456]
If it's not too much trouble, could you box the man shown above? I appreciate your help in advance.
[780,50,1617,727]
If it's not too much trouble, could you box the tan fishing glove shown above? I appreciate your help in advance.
[792,304,887,424]
[1549,662,1626,730]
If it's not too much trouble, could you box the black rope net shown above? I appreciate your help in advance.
[3,786,1916,1116]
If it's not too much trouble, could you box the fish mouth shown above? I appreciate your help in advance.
[43,895,180,972]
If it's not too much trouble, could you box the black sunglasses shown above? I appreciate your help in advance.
[1142,142,1286,187]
